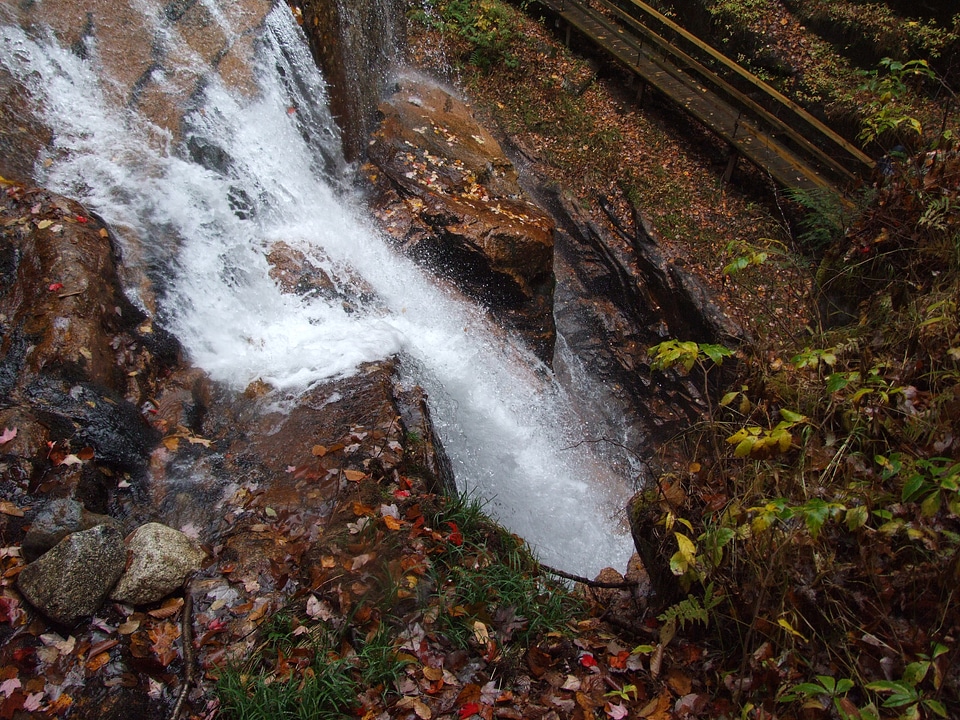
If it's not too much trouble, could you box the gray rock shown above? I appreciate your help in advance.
[16,524,126,625]
[21,498,120,562]
[110,523,206,606]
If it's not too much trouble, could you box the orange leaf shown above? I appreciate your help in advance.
[147,622,181,667]
[343,469,366,482]
[85,651,111,672]
[311,444,327,457]
[148,597,184,619]
[383,515,403,531]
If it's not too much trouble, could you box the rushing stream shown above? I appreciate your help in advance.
[0,4,636,577]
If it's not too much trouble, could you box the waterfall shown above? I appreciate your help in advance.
[0,4,636,577]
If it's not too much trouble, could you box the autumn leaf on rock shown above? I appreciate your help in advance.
[0,427,16,444]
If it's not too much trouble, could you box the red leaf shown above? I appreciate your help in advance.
[459,702,482,719]
[47,283,64,292]
[446,521,463,547]
[579,653,598,668]
[75,215,88,223]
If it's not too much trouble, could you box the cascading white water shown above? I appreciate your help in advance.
[0,4,636,577]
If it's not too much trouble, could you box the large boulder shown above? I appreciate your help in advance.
[21,498,119,562]
[111,523,207,606]
[364,77,556,362]
[16,524,126,625]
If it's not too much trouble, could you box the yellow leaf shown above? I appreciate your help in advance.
[163,436,180,452]
[777,617,808,642]
[343,469,366,482]
[383,515,403,531]
[312,444,327,457]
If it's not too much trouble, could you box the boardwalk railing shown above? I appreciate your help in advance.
[533,0,875,193]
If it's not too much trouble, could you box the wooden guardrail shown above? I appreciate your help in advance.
[532,0,875,193]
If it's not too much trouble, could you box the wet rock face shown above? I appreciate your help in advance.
[16,524,126,625]
[0,183,167,485]
[364,77,557,361]
[3,0,273,143]
[298,0,403,161]
[547,190,745,452]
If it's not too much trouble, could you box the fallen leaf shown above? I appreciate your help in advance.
[606,703,629,719]
[0,678,21,699]
[306,595,335,620]
[397,696,432,719]
[423,666,444,682]
[47,282,64,292]
[148,597,184,619]
[459,702,482,719]
[59,454,83,466]
[352,553,375,570]
[86,651,111,672]
[311,445,327,457]
[148,622,181,667]
[579,652,598,668]
[343,469,366,482]
[383,515,403,531]
[666,668,692,696]
[118,619,141,635]
[0,501,25,518]
[472,621,490,644]
[39,633,76,655]
[22,692,43,712]
[0,427,16,444]
[638,690,672,719]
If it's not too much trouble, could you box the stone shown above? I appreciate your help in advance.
[21,498,119,562]
[17,524,126,625]
[364,77,556,361]
[110,523,207,606]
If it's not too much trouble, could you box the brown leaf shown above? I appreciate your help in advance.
[311,445,327,457]
[383,515,403,531]
[147,597,184,619]
[148,622,181,667]
[526,645,552,678]
[0,501,25,518]
[666,668,692,696]
[638,690,672,719]
[423,665,443,681]
[343,469,366,483]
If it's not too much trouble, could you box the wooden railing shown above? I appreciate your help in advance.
[534,0,875,192]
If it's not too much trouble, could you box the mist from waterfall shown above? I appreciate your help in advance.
[0,4,636,577]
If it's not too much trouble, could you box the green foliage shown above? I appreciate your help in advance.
[725,408,806,458]
[424,0,522,71]
[858,58,935,146]
[781,675,858,719]
[431,495,581,648]
[866,643,950,719]
[786,186,861,253]
[657,583,723,645]
[648,340,734,374]
[216,654,357,720]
